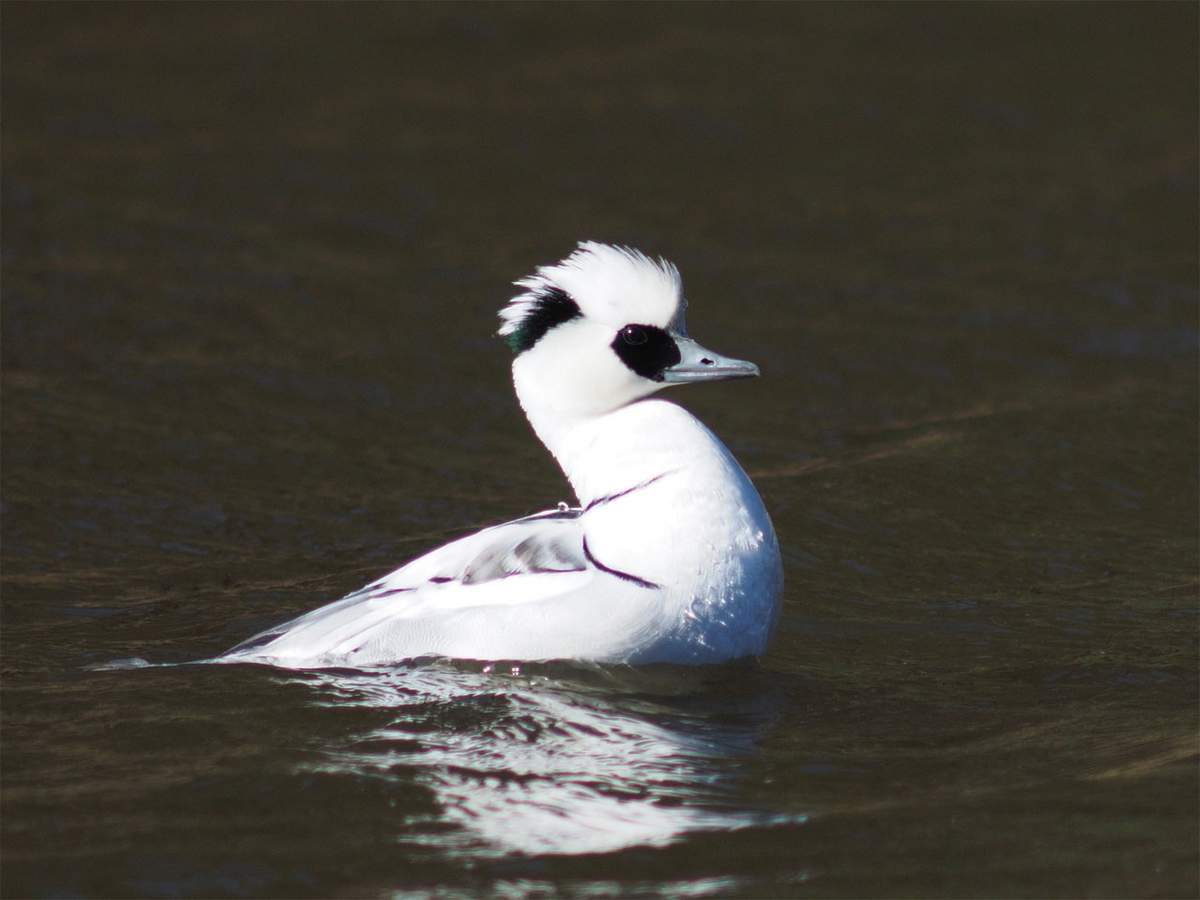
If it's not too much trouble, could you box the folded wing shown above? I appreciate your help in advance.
[216,508,659,666]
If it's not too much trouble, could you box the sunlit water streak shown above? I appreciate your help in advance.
[287,661,804,856]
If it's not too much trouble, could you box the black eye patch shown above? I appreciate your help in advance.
[611,324,681,381]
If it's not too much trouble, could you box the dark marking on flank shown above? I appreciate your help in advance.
[428,576,453,584]
[585,470,676,512]
[582,537,660,589]
[611,323,681,380]
[513,536,585,573]
[505,287,582,354]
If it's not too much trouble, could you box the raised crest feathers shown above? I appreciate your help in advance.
[498,242,685,354]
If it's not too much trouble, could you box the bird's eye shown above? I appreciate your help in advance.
[610,323,682,380]
[621,325,648,346]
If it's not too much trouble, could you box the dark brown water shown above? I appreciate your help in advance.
[3,3,1197,897]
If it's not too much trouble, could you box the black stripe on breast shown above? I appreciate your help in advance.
[582,537,660,590]
[585,470,676,512]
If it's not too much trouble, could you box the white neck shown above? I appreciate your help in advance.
[517,390,717,507]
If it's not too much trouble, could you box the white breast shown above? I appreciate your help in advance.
[552,399,783,663]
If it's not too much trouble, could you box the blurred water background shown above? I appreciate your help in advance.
[2,3,1197,897]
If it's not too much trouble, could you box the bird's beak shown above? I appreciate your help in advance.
[660,336,761,383]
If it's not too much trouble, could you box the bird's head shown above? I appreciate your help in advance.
[498,242,758,422]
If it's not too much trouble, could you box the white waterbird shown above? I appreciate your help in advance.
[218,242,782,667]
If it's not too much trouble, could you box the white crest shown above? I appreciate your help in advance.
[498,242,686,344]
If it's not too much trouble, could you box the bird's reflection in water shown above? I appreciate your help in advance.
[294,660,801,856]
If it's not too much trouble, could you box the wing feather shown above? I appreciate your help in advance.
[219,507,592,664]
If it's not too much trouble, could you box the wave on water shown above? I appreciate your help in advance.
[285,659,803,856]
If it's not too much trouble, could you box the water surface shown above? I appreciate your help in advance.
[3,4,1197,897]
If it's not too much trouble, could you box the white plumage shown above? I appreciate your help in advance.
[217,242,782,667]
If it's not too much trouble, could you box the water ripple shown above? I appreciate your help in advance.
[291,662,802,856]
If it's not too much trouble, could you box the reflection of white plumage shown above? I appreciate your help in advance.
[218,242,782,667]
